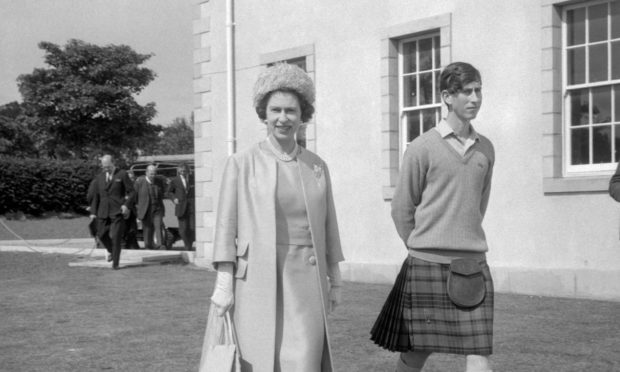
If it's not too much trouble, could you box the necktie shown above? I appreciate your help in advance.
[106,172,111,183]
[181,176,186,189]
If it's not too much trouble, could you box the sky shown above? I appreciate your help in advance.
[0,0,194,125]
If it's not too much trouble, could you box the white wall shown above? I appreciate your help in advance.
[194,0,620,300]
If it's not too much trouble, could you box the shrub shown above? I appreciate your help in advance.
[0,156,99,216]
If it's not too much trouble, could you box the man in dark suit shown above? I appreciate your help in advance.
[89,154,134,269]
[134,164,167,250]
[167,163,195,251]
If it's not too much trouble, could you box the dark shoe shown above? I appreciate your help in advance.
[112,264,120,270]
[107,254,113,262]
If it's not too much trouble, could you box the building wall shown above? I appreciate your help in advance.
[193,0,620,301]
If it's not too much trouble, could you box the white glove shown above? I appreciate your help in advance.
[327,262,342,313]
[210,262,235,316]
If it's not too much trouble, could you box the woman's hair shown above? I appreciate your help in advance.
[439,62,482,94]
[253,63,316,123]
[255,88,315,123]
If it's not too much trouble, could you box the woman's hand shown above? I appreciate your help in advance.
[327,262,343,313]
[211,262,235,316]
[329,285,342,312]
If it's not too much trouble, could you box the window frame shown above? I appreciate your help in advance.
[397,33,442,153]
[380,13,451,200]
[562,0,620,176]
[541,0,611,193]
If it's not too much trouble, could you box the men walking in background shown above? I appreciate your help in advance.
[134,164,166,250]
[89,154,134,269]
[167,162,195,251]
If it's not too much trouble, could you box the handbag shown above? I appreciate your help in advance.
[446,258,486,308]
[198,307,241,372]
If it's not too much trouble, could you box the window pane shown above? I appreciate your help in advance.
[403,41,416,74]
[419,38,433,71]
[434,36,440,68]
[593,125,612,163]
[615,85,620,122]
[613,1,620,39]
[567,8,586,46]
[435,72,441,103]
[406,111,420,142]
[571,127,590,164]
[589,44,608,82]
[570,89,589,126]
[615,124,620,162]
[422,108,437,132]
[419,72,434,106]
[568,47,586,85]
[589,3,608,43]
[613,41,620,79]
[592,86,612,123]
[403,75,417,107]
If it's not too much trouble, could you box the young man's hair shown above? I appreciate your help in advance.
[439,62,482,94]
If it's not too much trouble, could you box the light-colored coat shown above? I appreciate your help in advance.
[212,141,345,372]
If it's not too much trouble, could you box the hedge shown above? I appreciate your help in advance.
[0,156,100,216]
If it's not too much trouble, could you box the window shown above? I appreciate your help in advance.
[563,0,620,174]
[380,13,451,199]
[398,34,442,150]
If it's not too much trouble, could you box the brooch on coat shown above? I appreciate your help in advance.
[313,164,323,180]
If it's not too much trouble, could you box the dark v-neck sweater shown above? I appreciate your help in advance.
[391,128,495,263]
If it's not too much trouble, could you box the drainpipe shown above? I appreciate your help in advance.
[226,0,236,155]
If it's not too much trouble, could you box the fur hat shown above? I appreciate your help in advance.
[253,63,315,108]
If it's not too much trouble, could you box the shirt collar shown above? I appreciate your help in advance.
[436,119,480,142]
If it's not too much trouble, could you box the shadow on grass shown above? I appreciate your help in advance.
[1,252,619,371]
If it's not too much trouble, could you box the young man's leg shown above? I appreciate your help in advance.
[397,351,431,372]
[465,355,491,372]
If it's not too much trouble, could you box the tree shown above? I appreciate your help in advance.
[0,101,37,157]
[17,39,161,160]
[142,116,194,155]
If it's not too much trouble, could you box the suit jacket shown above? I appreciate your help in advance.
[167,174,194,217]
[212,141,345,372]
[90,168,134,219]
[134,175,166,220]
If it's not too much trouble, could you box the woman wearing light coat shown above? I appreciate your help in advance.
[209,63,345,372]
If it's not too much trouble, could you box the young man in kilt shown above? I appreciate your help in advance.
[371,62,495,372]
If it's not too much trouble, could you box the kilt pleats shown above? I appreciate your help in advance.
[370,255,494,355]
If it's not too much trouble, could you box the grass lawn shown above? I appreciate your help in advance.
[1,252,620,371]
[0,215,91,241]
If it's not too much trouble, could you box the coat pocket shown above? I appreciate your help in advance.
[235,240,249,279]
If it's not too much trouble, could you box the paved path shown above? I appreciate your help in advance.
[0,238,189,269]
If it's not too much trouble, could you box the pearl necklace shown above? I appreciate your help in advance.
[266,139,299,162]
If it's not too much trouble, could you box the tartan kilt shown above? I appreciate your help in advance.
[370,255,494,355]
